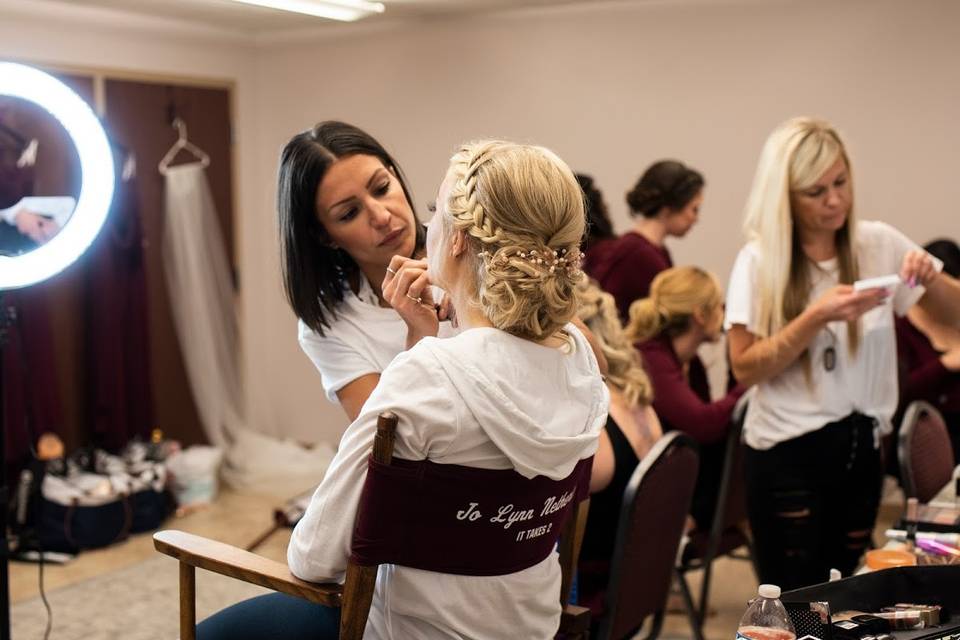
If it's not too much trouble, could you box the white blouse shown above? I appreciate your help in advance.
[299,277,457,403]
[725,220,942,450]
[288,324,608,639]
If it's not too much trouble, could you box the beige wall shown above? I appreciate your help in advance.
[251,0,960,444]
[3,0,958,446]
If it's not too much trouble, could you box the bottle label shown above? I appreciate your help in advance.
[737,628,797,640]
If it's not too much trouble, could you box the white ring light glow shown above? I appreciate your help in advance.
[0,62,114,290]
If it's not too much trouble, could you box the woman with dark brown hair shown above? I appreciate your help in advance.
[277,121,457,421]
[586,160,704,321]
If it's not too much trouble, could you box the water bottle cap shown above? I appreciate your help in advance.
[758,584,781,599]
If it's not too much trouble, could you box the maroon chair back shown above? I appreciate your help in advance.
[898,401,955,504]
[596,431,699,640]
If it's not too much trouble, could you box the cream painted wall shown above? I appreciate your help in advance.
[251,0,960,445]
[2,0,958,447]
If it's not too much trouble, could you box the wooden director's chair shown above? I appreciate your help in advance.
[154,412,592,640]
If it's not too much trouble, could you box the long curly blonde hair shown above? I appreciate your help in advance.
[441,140,586,340]
[577,279,653,408]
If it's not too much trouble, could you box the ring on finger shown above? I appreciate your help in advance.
[386,267,397,275]
[405,293,422,304]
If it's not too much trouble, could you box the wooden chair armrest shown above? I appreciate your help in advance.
[153,529,342,607]
[558,603,591,637]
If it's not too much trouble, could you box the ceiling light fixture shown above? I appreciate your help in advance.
[228,0,385,22]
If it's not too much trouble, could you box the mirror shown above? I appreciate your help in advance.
[0,62,113,290]
[0,95,80,255]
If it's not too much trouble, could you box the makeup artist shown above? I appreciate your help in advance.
[724,117,960,590]
[278,121,459,422]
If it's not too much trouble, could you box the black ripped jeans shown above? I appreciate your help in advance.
[745,413,883,591]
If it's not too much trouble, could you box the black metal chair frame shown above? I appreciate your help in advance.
[674,396,757,640]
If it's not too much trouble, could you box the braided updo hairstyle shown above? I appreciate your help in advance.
[626,160,704,218]
[442,140,586,341]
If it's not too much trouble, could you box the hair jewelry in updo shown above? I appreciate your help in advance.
[443,140,587,341]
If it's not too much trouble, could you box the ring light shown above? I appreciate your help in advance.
[0,62,114,289]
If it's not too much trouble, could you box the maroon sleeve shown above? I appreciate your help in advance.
[596,246,669,322]
[903,359,950,404]
[896,318,950,406]
[643,343,745,445]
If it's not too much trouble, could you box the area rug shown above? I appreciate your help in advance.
[12,555,270,640]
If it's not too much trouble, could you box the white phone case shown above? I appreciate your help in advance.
[853,274,901,292]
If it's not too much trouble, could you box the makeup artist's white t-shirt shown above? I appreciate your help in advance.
[299,277,457,403]
[724,220,942,450]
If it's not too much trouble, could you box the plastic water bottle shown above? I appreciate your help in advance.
[736,584,797,640]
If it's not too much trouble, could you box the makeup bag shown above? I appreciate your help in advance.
[34,463,171,553]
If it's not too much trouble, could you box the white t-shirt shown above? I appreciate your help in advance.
[288,324,608,640]
[724,220,943,450]
[0,196,76,226]
[299,277,458,403]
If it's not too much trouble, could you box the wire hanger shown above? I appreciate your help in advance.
[158,117,210,175]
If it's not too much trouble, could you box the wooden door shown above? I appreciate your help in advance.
[103,79,234,447]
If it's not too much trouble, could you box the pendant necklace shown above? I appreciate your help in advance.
[823,326,838,372]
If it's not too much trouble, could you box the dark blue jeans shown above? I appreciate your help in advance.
[196,592,341,639]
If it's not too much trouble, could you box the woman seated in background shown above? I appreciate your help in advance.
[575,279,662,614]
[278,121,458,422]
[198,140,608,639]
[896,238,960,458]
[627,266,746,530]
[586,160,705,321]
[576,173,617,276]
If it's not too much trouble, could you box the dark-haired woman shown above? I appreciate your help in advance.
[576,173,616,276]
[278,121,457,421]
[586,160,704,322]
[895,238,960,459]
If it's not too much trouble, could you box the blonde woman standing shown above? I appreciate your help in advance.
[199,141,607,639]
[627,266,746,530]
[575,280,662,615]
[726,117,960,589]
